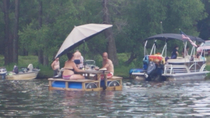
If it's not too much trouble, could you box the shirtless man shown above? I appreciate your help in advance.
[51,58,60,76]
[100,52,114,79]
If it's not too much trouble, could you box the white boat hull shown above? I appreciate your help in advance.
[162,71,209,81]
[6,69,40,80]
[131,60,209,81]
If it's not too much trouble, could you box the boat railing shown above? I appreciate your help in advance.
[199,63,206,72]
[164,64,190,74]
[188,62,201,72]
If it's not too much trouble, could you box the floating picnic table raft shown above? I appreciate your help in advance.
[49,24,117,91]
[48,70,123,91]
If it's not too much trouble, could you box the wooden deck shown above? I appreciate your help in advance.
[105,76,123,91]
[48,76,123,91]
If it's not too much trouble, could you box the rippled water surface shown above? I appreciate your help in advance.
[0,79,210,118]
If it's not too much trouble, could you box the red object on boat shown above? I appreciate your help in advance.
[149,55,162,62]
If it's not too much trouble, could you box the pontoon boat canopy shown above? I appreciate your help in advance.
[144,33,204,42]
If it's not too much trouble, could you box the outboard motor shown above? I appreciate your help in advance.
[146,61,160,81]
[146,61,165,81]
[146,61,156,75]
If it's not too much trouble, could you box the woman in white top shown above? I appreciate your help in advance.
[74,50,84,69]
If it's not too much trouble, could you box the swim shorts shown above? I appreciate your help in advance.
[100,72,113,80]
[62,75,71,80]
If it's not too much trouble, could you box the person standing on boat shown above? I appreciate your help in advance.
[62,53,85,80]
[51,58,60,76]
[100,52,114,79]
[171,46,179,59]
[182,46,189,58]
[73,50,84,69]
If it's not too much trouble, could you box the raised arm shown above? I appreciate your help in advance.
[51,61,55,69]
[176,51,179,55]
[102,60,111,69]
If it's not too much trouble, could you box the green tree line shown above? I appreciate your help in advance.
[0,0,210,67]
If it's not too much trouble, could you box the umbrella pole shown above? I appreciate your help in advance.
[83,40,85,68]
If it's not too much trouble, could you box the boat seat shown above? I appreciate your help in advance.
[167,55,206,63]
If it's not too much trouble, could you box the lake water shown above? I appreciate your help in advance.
[0,78,210,118]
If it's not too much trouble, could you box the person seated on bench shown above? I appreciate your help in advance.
[171,46,179,59]
[73,50,84,69]
[62,53,85,80]
[196,48,205,60]
[99,52,114,79]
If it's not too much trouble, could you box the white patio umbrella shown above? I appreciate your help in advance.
[55,23,113,59]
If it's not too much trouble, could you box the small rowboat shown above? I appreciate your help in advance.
[6,64,40,80]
